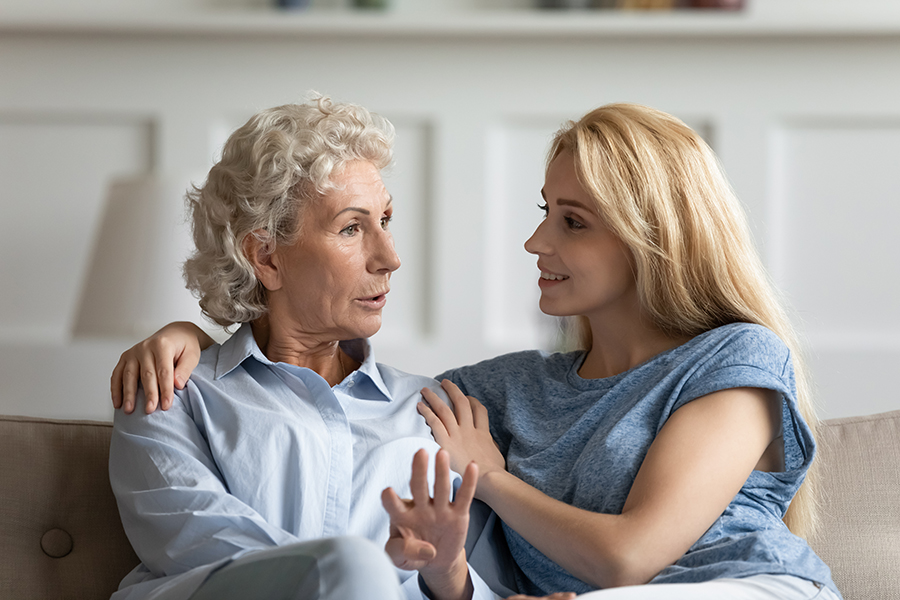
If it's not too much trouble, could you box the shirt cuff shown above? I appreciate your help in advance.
[415,564,502,600]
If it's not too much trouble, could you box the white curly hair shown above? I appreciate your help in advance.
[183,95,395,328]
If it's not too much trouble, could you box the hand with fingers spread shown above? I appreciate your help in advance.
[418,380,506,491]
[110,321,212,414]
[382,448,478,600]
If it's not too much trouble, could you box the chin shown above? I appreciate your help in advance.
[353,317,383,340]
[538,299,565,318]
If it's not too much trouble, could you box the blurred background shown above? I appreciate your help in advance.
[1,0,898,421]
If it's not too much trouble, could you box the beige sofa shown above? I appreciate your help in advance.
[1,410,898,600]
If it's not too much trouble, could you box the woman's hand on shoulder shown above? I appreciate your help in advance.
[111,321,213,414]
[418,380,506,495]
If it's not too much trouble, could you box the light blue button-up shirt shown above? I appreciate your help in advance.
[110,323,499,600]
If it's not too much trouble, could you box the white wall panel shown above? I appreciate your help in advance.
[808,349,900,418]
[770,122,900,338]
[769,121,900,417]
[0,115,152,342]
[484,119,564,350]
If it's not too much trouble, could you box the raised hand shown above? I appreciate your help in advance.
[418,380,506,489]
[382,448,478,600]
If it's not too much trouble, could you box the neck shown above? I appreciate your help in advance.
[579,310,691,380]
[251,317,357,387]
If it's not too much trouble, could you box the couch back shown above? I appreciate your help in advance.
[0,416,138,599]
[808,410,900,600]
[1,411,898,600]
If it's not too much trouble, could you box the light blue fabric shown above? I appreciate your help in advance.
[110,323,499,600]
[438,323,842,599]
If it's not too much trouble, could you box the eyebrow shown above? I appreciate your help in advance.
[335,207,370,217]
[539,189,592,211]
[334,196,393,219]
[541,194,594,212]
[557,198,593,211]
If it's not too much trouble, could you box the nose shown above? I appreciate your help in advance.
[370,228,401,274]
[524,218,551,256]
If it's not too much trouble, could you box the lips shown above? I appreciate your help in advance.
[537,262,569,282]
[356,290,389,309]
[536,261,569,290]
[540,272,569,281]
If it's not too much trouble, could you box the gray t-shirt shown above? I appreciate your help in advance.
[439,323,841,598]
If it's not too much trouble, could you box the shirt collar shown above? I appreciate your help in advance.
[214,323,393,401]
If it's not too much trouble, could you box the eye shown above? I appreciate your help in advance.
[340,223,360,236]
[380,214,392,230]
[537,202,549,216]
[564,216,586,230]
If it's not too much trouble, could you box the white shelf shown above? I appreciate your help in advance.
[4,7,900,40]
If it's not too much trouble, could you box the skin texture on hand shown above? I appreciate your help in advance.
[381,449,478,600]
[110,321,209,414]
[417,380,506,495]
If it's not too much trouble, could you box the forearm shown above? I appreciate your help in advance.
[173,320,215,350]
[475,389,784,590]
[477,470,655,589]
[196,327,215,350]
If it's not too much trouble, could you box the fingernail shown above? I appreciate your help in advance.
[418,547,436,560]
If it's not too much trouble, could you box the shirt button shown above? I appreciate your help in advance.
[347,380,355,388]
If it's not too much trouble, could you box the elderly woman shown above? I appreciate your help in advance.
[108,98,508,600]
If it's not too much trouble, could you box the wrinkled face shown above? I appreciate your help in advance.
[268,160,400,341]
[524,151,637,322]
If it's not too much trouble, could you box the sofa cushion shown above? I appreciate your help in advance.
[0,415,138,600]
[810,409,900,600]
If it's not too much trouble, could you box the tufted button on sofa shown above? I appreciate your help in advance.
[1,410,898,599]
[0,416,138,599]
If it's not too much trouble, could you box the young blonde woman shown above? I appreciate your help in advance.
[112,103,842,599]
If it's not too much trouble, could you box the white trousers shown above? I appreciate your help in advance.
[188,536,404,600]
[575,575,839,600]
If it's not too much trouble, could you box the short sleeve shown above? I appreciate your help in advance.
[667,324,813,473]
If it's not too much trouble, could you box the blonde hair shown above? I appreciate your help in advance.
[549,103,819,538]
[184,96,394,327]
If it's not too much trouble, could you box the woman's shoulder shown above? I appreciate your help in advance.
[665,323,795,406]
[437,349,581,395]
[674,322,790,371]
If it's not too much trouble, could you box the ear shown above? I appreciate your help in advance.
[242,229,282,292]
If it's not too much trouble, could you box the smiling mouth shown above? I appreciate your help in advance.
[540,272,569,281]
